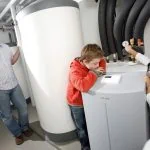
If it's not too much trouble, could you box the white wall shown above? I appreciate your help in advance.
[0,29,16,44]
[0,30,11,43]
[79,0,101,46]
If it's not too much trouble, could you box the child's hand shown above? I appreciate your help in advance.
[91,67,106,77]
[95,67,106,75]
[95,67,104,72]
[124,45,137,57]
[124,45,132,53]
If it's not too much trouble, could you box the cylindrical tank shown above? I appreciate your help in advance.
[16,0,84,142]
[11,46,30,99]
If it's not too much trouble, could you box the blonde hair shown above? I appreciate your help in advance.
[79,44,104,62]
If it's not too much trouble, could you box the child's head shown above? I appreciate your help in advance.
[79,44,104,70]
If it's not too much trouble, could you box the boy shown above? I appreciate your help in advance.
[66,44,106,150]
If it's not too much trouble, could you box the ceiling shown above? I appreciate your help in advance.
[0,0,10,13]
[0,0,89,24]
[0,0,37,24]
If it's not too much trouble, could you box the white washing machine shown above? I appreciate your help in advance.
[82,62,148,150]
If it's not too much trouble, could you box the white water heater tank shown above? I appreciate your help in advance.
[16,0,84,142]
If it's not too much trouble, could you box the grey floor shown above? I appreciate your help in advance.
[0,104,81,150]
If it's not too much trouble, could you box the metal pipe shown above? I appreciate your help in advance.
[19,0,26,5]
[0,0,20,20]
[6,16,12,23]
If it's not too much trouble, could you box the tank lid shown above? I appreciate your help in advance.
[88,72,145,94]
[17,0,79,19]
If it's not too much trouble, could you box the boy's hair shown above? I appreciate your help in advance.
[79,44,104,62]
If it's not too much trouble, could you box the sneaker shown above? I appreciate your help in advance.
[15,134,24,145]
[23,128,33,137]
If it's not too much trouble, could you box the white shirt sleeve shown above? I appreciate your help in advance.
[146,93,150,106]
[135,53,150,66]
[143,140,150,150]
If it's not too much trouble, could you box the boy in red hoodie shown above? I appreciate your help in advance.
[67,44,106,150]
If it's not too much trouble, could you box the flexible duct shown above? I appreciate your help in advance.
[98,0,111,57]
[106,0,117,54]
[114,0,136,60]
[133,0,150,40]
[125,0,147,41]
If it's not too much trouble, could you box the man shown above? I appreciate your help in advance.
[0,43,32,145]
[124,43,150,150]
[124,44,150,105]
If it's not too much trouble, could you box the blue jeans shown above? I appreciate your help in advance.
[69,106,90,149]
[0,85,29,137]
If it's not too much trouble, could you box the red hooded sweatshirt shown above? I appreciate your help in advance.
[67,58,106,106]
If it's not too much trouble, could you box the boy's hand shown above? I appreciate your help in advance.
[91,67,106,77]
[94,67,104,72]
[95,67,106,74]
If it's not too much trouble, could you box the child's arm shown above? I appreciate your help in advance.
[124,45,138,57]
[135,53,150,66]
[69,70,98,92]
[125,45,150,66]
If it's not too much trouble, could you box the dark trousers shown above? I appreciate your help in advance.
[69,106,90,149]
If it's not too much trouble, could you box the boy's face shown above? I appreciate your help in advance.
[83,58,101,70]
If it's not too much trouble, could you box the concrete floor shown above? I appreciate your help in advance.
[0,104,81,150]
